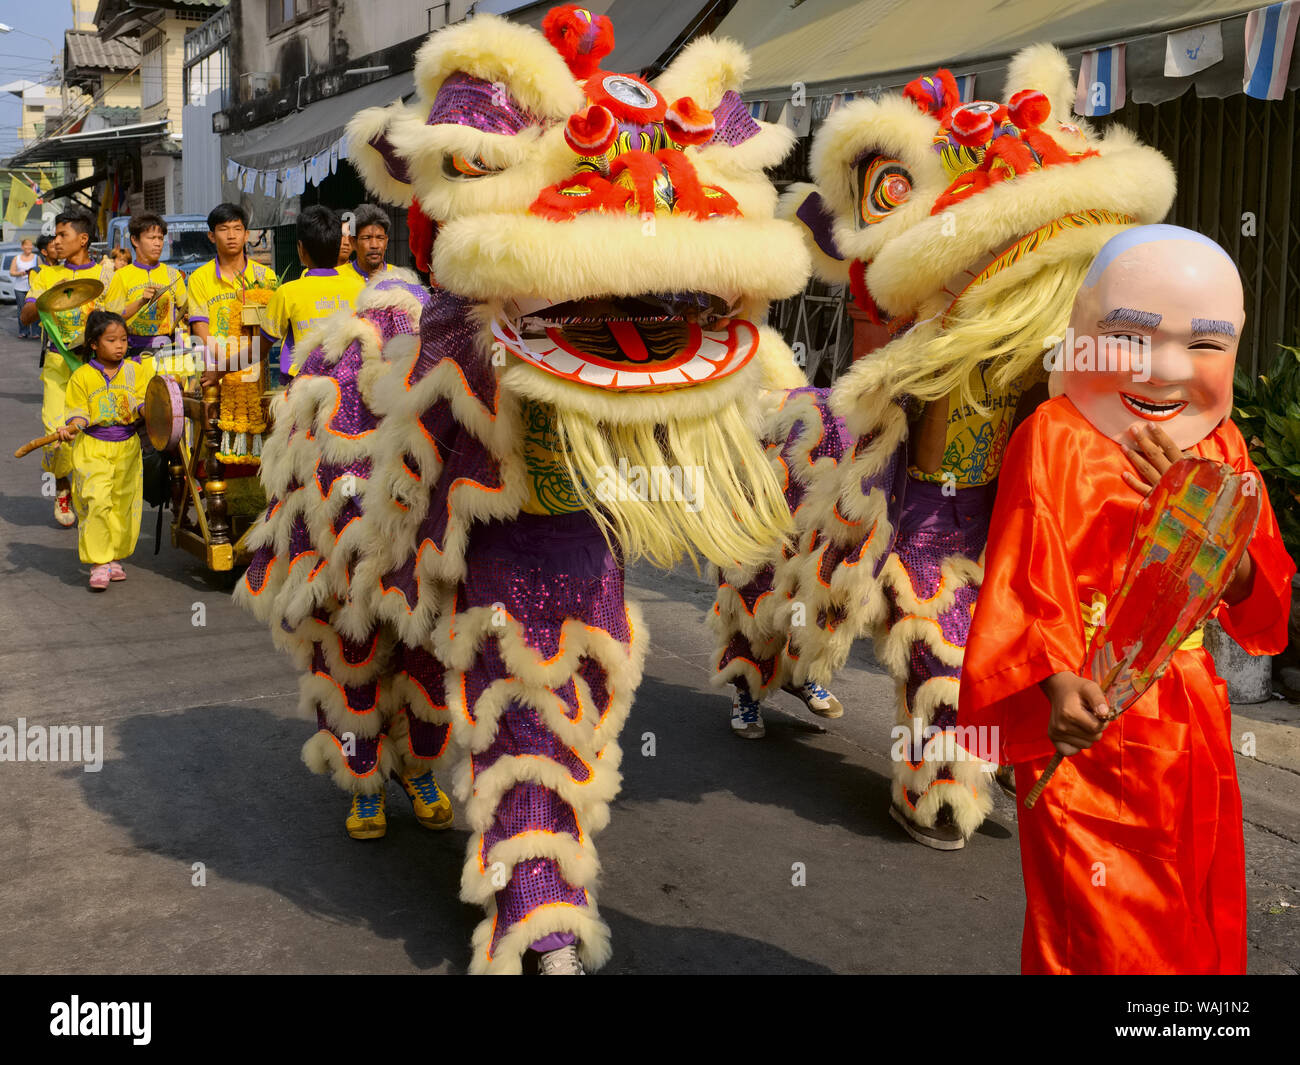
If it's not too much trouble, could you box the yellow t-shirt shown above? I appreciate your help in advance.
[28,259,114,354]
[64,358,155,428]
[186,256,278,341]
[263,268,365,376]
[104,260,187,345]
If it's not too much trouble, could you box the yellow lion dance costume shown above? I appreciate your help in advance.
[712,45,1175,849]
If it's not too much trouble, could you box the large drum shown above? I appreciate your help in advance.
[143,374,185,451]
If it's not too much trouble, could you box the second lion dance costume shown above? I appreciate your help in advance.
[237,7,809,972]
[713,46,1177,847]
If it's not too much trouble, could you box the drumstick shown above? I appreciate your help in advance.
[1022,752,1064,809]
[129,273,183,321]
[14,431,62,458]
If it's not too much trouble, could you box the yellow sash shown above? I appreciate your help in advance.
[1081,594,1203,650]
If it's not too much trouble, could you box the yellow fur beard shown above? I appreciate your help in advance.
[879,254,1093,411]
[548,398,794,573]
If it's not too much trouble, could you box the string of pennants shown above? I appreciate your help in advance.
[745,1,1298,131]
[223,133,350,198]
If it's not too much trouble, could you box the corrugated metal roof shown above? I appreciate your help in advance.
[65,30,141,72]
[717,0,1267,96]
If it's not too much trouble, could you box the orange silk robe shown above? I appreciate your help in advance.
[959,396,1294,974]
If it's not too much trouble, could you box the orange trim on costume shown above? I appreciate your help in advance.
[405,351,499,424]
[317,729,386,778]
[288,549,318,573]
[482,900,589,962]
[402,708,451,760]
[314,670,382,716]
[242,555,277,595]
[895,613,967,652]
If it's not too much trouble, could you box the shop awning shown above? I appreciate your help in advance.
[717,0,1285,102]
[8,119,169,165]
[222,73,415,174]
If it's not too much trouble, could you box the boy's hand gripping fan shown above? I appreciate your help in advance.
[1023,457,1260,808]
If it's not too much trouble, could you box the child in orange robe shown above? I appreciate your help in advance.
[958,226,1294,974]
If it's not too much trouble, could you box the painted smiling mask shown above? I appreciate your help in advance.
[1064,224,1243,450]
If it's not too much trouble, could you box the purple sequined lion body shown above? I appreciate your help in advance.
[236,7,813,972]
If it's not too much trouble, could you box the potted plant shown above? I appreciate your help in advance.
[1217,343,1300,701]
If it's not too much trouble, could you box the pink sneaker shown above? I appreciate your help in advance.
[89,564,111,591]
[109,561,126,581]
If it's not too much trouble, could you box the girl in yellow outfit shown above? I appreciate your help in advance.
[57,311,154,591]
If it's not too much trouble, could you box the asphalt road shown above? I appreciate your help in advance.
[0,318,1295,974]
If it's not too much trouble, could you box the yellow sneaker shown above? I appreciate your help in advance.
[398,770,454,830]
[346,790,387,840]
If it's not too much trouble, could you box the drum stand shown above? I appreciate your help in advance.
[166,337,269,573]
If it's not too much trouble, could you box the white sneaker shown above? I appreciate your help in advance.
[730,689,765,739]
[54,489,76,528]
[538,944,585,975]
[784,679,843,719]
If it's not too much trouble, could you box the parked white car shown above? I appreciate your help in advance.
[0,247,19,304]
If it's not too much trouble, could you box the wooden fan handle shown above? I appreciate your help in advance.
[14,431,61,458]
[1023,751,1065,809]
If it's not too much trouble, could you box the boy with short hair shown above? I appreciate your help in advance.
[21,209,114,528]
[262,205,364,379]
[104,212,188,368]
[187,202,278,376]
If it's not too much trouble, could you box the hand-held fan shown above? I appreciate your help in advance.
[1023,457,1260,809]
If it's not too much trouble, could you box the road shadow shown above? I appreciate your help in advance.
[620,674,900,841]
[77,704,477,971]
[77,702,825,973]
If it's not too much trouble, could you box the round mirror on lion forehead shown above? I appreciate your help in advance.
[1059,224,1244,450]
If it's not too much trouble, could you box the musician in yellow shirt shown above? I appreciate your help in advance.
[103,212,188,370]
[21,209,113,527]
[57,310,155,589]
[262,206,364,379]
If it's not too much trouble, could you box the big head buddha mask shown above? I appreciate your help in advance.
[1063,224,1244,449]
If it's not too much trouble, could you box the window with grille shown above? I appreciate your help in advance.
[144,178,166,213]
[142,31,165,108]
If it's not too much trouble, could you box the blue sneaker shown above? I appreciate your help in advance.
[784,679,844,719]
[730,689,765,739]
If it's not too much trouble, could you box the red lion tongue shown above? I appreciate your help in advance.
[606,320,651,362]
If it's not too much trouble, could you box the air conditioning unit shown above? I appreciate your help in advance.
[240,71,278,99]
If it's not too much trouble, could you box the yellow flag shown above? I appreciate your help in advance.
[5,175,37,228]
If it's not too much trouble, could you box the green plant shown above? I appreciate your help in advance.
[1233,343,1300,562]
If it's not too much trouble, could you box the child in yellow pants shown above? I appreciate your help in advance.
[57,311,154,590]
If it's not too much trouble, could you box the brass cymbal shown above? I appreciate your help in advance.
[35,277,105,313]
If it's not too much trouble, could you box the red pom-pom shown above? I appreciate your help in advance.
[565,104,617,156]
[407,199,435,275]
[542,4,615,80]
[665,96,715,146]
[949,107,994,147]
[848,259,882,325]
[1007,89,1051,130]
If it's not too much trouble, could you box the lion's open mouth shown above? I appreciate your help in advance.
[491,292,758,390]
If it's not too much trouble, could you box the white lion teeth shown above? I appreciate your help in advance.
[577,361,617,385]
[542,349,583,373]
[679,357,715,381]
[698,333,728,361]
[648,367,689,385]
